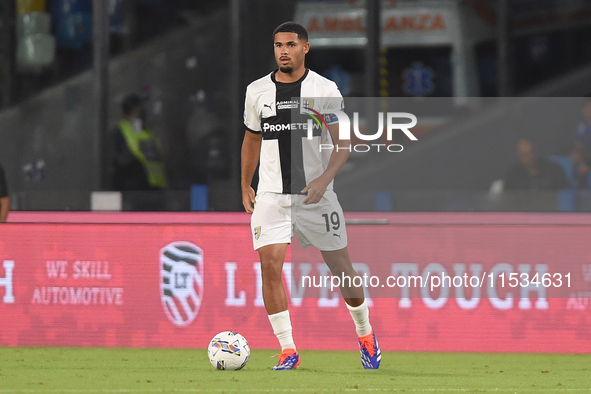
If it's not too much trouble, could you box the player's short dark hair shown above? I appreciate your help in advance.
[122,94,142,116]
[273,22,308,42]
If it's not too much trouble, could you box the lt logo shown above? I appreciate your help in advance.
[160,242,204,326]
[174,272,191,289]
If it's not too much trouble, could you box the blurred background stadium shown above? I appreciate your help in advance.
[1,3,591,388]
[2,0,591,213]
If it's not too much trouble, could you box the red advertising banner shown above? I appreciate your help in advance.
[1,212,590,353]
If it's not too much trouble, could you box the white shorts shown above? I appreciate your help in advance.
[251,190,348,251]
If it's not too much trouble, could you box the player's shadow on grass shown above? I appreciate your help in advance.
[297,367,462,378]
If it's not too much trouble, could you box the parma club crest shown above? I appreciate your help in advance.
[160,241,204,326]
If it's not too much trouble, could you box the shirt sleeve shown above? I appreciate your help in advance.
[244,86,261,134]
[322,81,344,125]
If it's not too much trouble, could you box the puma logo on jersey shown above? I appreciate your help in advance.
[333,233,341,239]
[263,103,273,110]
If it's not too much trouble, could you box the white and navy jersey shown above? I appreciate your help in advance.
[244,69,343,194]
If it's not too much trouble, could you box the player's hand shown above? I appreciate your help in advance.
[301,177,329,205]
[242,186,256,214]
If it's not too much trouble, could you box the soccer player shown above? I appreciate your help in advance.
[241,22,380,370]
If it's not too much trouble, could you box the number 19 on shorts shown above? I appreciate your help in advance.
[322,211,341,232]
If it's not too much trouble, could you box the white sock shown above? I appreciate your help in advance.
[268,310,296,351]
[346,299,373,337]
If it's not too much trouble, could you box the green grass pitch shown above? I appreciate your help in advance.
[0,348,589,393]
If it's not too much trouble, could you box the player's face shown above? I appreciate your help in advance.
[274,32,309,75]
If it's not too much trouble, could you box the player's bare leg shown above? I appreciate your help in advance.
[258,243,289,314]
[258,243,300,370]
[322,247,364,306]
[322,247,381,369]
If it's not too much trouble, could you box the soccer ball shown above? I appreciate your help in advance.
[207,331,250,370]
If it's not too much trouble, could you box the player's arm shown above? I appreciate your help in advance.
[0,196,9,222]
[302,122,350,204]
[241,131,262,213]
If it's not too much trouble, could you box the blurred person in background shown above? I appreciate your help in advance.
[570,96,591,188]
[0,163,9,222]
[110,93,168,191]
[504,139,570,190]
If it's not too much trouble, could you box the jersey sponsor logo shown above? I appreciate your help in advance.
[277,100,299,110]
[160,242,204,326]
[262,122,315,133]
